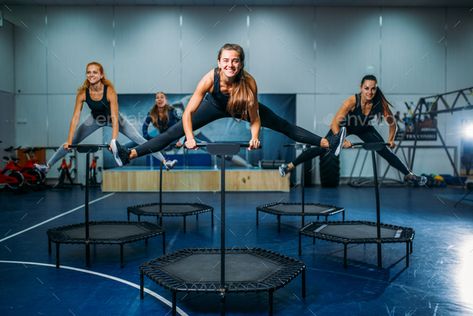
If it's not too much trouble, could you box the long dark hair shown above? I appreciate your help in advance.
[149,92,172,130]
[217,43,255,119]
[360,74,393,118]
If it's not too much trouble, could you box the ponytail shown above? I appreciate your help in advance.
[77,61,114,93]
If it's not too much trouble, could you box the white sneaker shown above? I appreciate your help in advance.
[329,127,347,156]
[34,163,50,174]
[164,159,178,170]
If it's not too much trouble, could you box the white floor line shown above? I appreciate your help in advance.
[0,193,114,243]
[0,260,188,316]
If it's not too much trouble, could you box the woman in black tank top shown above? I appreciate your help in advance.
[113,43,336,165]
[278,75,426,186]
[34,62,173,173]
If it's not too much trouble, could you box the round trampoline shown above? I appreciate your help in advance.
[140,248,306,315]
[48,221,165,268]
[46,144,166,268]
[299,220,414,268]
[139,143,306,315]
[257,202,345,231]
[127,162,214,232]
[299,143,415,269]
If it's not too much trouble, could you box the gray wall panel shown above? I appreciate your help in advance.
[446,7,473,91]
[0,20,14,93]
[46,7,115,94]
[249,7,315,93]
[15,94,48,146]
[11,6,47,94]
[381,8,445,94]
[115,6,181,93]
[315,7,381,94]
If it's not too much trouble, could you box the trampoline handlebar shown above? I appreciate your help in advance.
[350,142,390,151]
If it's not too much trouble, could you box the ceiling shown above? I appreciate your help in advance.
[1,0,472,7]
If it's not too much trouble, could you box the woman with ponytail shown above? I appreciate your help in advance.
[278,74,426,186]
[35,62,176,173]
[113,43,341,165]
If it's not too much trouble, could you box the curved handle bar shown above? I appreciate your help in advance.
[350,142,390,151]
[69,144,109,153]
[195,142,259,156]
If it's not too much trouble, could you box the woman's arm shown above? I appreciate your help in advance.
[331,95,356,134]
[247,75,261,150]
[107,86,120,141]
[384,106,397,148]
[142,115,153,140]
[65,92,85,149]
[183,69,214,149]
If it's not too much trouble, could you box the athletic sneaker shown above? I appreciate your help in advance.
[34,163,50,174]
[164,159,178,170]
[278,163,289,177]
[328,127,347,157]
[110,139,130,166]
[404,173,427,186]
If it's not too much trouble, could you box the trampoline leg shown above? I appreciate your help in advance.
[377,242,382,269]
[138,215,141,222]
[120,244,124,268]
[140,272,144,299]
[86,243,91,268]
[211,209,214,228]
[172,291,177,316]
[277,215,281,233]
[410,240,413,254]
[196,213,199,222]
[159,215,163,227]
[298,233,302,256]
[301,268,306,298]
[268,289,274,316]
[55,242,60,269]
[342,210,345,221]
[343,244,348,269]
[162,232,166,255]
[144,238,148,246]
[127,210,130,222]
[220,292,226,316]
[406,242,410,267]
[256,210,259,227]
[48,238,51,255]
[183,216,187,233]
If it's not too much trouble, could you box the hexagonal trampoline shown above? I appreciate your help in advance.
[48,221,165,268]
[140,247,306,315]
[127,202,213,232]
[256,202,345,231]
[299,220,414,268]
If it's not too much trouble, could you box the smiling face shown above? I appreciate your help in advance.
[217,49,243,80]
[155,92,167,108]
[86,64,103,85]
[360,79,377,102]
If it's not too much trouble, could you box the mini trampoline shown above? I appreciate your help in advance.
[48,221,165,268]
[139,143,306,315]
[257,202,345,231]
[46,144,166,268]
[257,144,345,231]
[140,247,305,315]
[299,220,414,268]
[299,143,416,269]
[127,162,214,232]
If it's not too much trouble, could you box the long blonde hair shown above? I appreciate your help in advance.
[77,61,114,93]
[149,92,172,130]
[217,43,256,119]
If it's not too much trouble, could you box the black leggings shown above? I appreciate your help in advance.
[291,125,410,175]
[135,94,323,157]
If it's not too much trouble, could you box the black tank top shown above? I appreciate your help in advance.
[343,93,383,128]
[85,85,111,119]
[210,68,230,110]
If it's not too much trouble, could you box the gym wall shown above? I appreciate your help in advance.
[1,5,472,182]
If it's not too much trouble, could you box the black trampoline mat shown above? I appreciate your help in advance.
[62,224,156,240]
[160,253,282,282]
[136,204,209,215]
[266,203,336,214]
[317,223,401,239]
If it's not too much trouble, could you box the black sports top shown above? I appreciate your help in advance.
[85,85,111,119]
[210,68,230,109]
[342,93,383,127]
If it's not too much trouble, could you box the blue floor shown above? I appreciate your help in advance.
[1,184,473,315]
